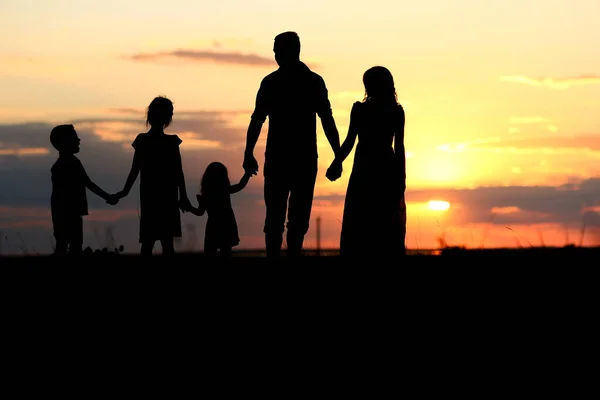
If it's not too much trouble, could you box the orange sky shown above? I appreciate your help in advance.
[1,0,600,254]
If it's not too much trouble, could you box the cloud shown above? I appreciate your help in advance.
[437,135,600,157]
[127,49,276,68]
[405,177,600,226]
[499,75,600,89]
[509,116,548,124]
[0,117,266,255]
[71,108,251,149]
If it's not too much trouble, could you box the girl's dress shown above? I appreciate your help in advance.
[202,189,240,250]
[131,132,183,242]
[339,101,406,256]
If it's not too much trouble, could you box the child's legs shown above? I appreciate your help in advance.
[160,238,175,255]
[67,216,83,255]
[204,243,218,257]
[141,241,155,256]
[52,213,67,255]
[220,246,232,257]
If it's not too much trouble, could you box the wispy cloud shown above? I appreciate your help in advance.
[509,116,548,124]
[499,75,600,89]
[106,108,251,118]
[127,49,276,67]
[437,135,600,158]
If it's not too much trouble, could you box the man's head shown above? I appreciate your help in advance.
[274,31,301,67]
[50,124,80,154]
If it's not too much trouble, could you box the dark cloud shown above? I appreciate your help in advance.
[70,109,251,147]
[0,118,265,255]
[0,122,133,208]
[128,49,276,67]
[406,179,600,227]
[314,177,600,229]
[106,108,252,118]
[4,117,600,254]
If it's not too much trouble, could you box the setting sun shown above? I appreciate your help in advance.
[428,200,450,211]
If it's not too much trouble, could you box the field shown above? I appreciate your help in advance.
[1,245,598,264]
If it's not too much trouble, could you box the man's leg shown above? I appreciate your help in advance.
[264,165,290,257]
[286,162,318,257]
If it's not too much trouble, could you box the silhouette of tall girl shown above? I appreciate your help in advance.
[327,66,406,257]
[118,96,192,255]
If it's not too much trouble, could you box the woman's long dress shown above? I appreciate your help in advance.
[339,101,406,257]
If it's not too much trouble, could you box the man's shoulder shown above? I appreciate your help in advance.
[261,70,279,85]
[305,70,326,88]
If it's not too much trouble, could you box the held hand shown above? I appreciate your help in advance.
[116,190,128,199]
[179,197,192,213]
[326,159,342,182]
[106,194,119,206]
[243,154,259,176]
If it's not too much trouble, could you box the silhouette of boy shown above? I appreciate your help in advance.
[243,31,341,257]
[50,124,118,255]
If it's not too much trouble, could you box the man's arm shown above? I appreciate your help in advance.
[244,119,264,159]
[244,79,269,174]
[316,77,340,157]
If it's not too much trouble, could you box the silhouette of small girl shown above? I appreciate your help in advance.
[117,96,192,256]
[189,162,252,257]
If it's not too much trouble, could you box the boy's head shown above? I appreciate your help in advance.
[50,124,80,154]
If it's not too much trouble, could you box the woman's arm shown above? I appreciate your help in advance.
[334,102,360,164]
[230,172,252,194]
[394,105,406,193]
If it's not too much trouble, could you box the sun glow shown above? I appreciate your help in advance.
[428,200,450,211]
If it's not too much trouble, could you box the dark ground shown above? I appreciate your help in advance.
[1,245,598,264]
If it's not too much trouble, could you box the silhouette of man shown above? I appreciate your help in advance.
[243,31,341,257]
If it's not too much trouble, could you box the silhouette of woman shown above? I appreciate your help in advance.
[327,66,406,257]
[189,162,252,257]
[118,96,192,255]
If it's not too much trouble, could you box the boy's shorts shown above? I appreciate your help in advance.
[52,214,83,245]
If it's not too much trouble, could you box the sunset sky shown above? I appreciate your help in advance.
[2,0,600,254]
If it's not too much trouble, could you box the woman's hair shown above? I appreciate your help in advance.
[362,66,398,105]
[200,162,230,196]
[146,95,174,128]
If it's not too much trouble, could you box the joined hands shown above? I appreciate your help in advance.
[326,159,343,182]
[106,193,120,206]
[243,153,259,176]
